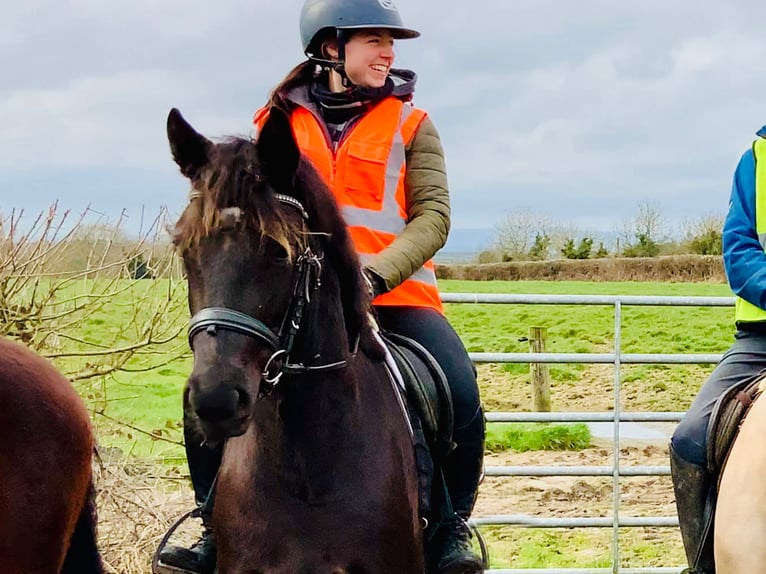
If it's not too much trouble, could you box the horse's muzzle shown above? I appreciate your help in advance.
[188,380,252,440]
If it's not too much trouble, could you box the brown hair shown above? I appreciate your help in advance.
[267,26,340,109]
[267,61,316,109]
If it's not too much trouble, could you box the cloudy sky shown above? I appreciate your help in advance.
[2,0,765,249]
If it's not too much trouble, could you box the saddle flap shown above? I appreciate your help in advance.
[706,368,766,479]
[382,332,455,459]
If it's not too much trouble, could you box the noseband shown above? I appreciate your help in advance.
[187,194,354,397]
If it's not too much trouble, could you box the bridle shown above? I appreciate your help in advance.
[187,193,356,397]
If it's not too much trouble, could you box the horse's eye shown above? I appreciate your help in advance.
[273,245,289,262]
[261,238,289,263]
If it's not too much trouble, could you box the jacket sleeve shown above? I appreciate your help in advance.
[722,147,766,309]
[364,116,451,290]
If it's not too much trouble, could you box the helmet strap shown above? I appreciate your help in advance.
[336,29,347,63]
[335,30,352,88]
[308,29,352,88]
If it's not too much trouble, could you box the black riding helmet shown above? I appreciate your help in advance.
[300,0,420,61]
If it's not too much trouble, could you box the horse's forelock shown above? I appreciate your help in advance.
[172,138,303,257]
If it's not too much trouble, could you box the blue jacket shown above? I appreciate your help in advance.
[723,125,766,310]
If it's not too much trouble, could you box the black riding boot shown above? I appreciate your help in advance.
[158,424,222,574]
[669,443,715,574]
[432,408,485,574]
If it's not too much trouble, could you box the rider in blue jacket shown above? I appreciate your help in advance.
[671,124,766,574]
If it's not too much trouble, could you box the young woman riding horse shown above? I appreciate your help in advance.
[158,3,484,573]
[0,336,102,574]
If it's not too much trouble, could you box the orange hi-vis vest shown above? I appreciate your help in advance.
[253,97,443,313]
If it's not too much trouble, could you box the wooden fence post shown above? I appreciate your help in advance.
[529,326,551,412]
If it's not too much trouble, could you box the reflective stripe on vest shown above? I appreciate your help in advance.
[735,137,766,323]
[253,99,443,312]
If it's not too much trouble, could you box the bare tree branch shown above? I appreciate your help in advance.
[0,204,187,382]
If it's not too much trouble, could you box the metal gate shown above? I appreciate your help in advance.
[441,292,735,574]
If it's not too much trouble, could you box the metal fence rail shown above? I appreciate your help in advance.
[440,292,735,574]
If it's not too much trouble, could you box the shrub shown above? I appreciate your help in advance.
[561,237,593,260]
[528,233,551,261]
[623,233,660,257]
[687,228,723,255]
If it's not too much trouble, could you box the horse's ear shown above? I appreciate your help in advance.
[167,108,212,180]
[255,107,299,183]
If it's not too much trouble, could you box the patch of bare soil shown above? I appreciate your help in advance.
[474,442,676,521]
[477,363,618,413]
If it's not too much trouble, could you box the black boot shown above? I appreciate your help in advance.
[157,421,222,574]
[669,443,715,574]
[432,408,485,574]
[432,516,484,574]
[157,514,217,574]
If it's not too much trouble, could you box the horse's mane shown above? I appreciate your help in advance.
[173,135,380,357]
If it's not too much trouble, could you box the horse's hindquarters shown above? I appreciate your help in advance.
[715,393,766,572]
[0,338,97,573]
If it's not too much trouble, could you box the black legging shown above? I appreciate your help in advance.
[671,329,766,466]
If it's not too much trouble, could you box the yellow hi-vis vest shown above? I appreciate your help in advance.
[735,136,766,323]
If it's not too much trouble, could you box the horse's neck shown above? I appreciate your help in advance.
[234,271,371,500]
[247,369,365,502]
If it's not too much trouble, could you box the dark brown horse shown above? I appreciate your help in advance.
[0,336,102,574]
[167,107,423,573]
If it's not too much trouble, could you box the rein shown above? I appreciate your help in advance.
[187,194,356,398]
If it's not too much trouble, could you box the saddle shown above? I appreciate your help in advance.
[381,332,455,516]
[382,332,455,458]
[706,369,766,484]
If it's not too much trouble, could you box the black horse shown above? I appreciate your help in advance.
[167,107,424,573]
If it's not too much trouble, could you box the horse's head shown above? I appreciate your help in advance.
[167,107,378,442]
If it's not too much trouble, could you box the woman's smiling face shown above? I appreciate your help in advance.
[334,29,395,88]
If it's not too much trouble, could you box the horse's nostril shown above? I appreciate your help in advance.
[236,387,250,408]
[192,387,242,423]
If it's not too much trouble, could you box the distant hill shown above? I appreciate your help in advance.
[434,228,494,264]
[434,251,477,264]
[443,227,494,252]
